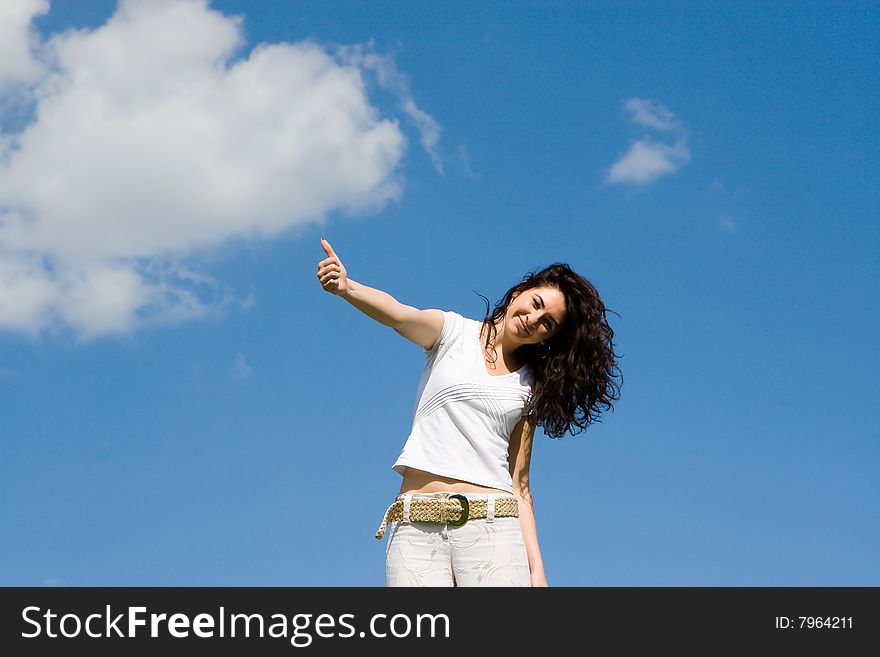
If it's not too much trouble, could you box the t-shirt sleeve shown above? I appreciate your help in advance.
[423,310,462,355]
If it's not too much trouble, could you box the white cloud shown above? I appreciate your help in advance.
[606,138,690,185]
[623,98,680,132]
[0,0,48,88]
[0,0,429,341]
[606,97,690,185]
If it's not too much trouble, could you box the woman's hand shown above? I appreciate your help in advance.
[530,571,549,587]
[316,237,349,296]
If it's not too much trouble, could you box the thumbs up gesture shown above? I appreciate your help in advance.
[316,237,349,296]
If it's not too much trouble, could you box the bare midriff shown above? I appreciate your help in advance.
[398,466,512,495]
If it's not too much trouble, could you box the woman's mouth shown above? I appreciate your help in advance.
[519,316,528,334]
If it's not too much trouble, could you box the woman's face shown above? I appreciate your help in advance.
[505,286,567,345]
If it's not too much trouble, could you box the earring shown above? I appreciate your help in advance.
[535,342,550,358]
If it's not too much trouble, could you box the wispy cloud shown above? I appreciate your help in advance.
[42,578,66,587]
[337,42,443,173]
[234,353,252,379]
[708,179,726,193]
[606,98,690,185]
[719,217,737,233]
[623,98,681,133]
[454,145,481,180]
[0,0,433,341]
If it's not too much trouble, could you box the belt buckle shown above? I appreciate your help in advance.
[446,493,469,527]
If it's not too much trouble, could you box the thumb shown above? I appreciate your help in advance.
[320,237,336,258]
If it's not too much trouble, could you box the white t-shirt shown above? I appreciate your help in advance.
[391,310,534,493]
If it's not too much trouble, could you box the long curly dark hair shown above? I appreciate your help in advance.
[475,263,623,438]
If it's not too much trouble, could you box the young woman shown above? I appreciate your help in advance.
[316,237,622,587]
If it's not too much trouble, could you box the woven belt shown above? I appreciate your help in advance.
[375,493,519,540]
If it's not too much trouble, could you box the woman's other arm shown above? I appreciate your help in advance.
[508,415,549,587]
[316,238,443,350]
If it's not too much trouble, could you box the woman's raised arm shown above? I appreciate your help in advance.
[316,237,443,350]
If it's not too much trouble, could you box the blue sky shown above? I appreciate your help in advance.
[1,0,877,586]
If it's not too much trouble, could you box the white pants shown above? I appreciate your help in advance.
[384,492,531,587]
